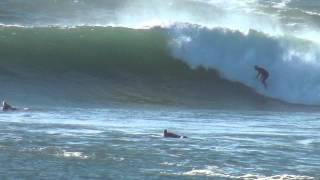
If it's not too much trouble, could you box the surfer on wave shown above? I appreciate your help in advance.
[254,65,269,89]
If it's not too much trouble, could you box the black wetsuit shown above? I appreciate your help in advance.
[164,130,187,138]
[256,67,269,88]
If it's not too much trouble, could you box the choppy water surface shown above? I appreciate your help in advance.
[0,107,319,179]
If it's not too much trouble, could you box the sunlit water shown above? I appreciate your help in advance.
[0,107,319,179]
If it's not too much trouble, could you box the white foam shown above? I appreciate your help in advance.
[302,10,320,16]
[182,166,232,178]
[272,0,291,9]
[240,174,315,180]
[181,166,315,180]
[160,162,176,166]
[59,150,89,159]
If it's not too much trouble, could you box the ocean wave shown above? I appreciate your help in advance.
[0,25,319,107]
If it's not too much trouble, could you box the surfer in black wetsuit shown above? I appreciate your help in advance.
[163,129,187,138]
[1,100,17,111]
[254,65,269,89]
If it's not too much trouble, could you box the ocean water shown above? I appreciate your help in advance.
[1,107,319,179]
[1,0,320,179]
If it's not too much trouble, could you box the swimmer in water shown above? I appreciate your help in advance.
[163,129,187,138]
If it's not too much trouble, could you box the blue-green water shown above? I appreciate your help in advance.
[1,0,320,179]
[1,107,319,179]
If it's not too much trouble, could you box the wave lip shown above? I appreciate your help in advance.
[1,0,320,32]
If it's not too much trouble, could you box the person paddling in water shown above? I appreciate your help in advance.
[1,100,17,111]
[254,65,269,89]
[163,129,187,138]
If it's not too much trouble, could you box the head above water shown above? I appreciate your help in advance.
[164,129,167,134]
[254,65,259,70]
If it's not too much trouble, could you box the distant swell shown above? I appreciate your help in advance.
[0,25,319,108]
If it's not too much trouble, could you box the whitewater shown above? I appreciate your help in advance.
[0,0,320,179]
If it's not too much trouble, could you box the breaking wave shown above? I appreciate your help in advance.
[0,24,320,107]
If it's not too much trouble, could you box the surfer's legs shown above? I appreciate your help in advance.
[262,81,267,89]
[261,75,268,89]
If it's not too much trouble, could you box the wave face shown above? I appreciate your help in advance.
[0,26,280,108]
[1,0,320,106]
